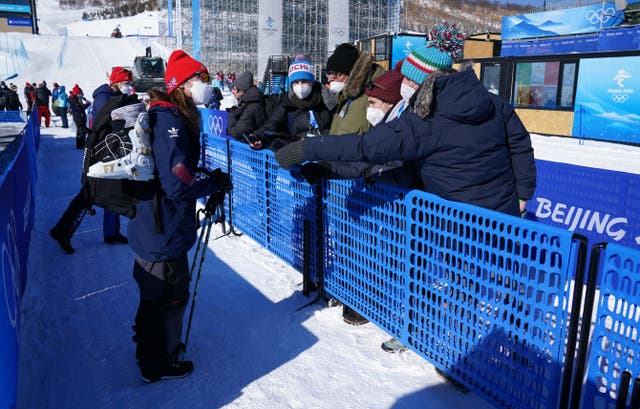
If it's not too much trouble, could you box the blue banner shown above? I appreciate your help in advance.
[198,108,230,139]
[572,56,640,144]
[501,34,599,56]
[391,35,427,70]
[598,25,640,51]
[0,5,29,13]
[7,17,31,26]
[528,159,640,250]
[502,2,623,40]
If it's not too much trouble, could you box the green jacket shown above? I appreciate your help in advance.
[329,52,385,136]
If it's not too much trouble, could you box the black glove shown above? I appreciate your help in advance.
[210,168,233,193]
[300,162,332,184]
[275,140,305,169]
[205,191,225,214]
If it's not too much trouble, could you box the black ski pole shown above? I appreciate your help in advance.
[188,209,210,282]
[183,194,227,351]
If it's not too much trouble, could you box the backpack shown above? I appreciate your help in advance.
[82,94,159,219]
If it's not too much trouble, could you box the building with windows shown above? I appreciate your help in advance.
[468,1,640,144]
[0,0,37,33]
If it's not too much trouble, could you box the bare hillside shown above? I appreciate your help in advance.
[401,0,537,35]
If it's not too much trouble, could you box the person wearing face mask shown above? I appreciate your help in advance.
[90,66,137,244]
[325,43,385,137]
[305,43,385,326]
[248,56,332,151]
[68,85,91,149]
[128,49,232,383]
[300,68,421,188]
[49,69,136,255]
[226,70,267,140]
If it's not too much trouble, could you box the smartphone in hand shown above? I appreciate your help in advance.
[242,133,260,144]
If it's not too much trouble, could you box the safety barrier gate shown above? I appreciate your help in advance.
[202,135,640,409]
[572,243,640,409]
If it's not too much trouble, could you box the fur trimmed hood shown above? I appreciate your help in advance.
[343,50,384,99]
[413,68,494,124]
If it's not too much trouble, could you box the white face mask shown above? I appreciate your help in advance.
[119,84,133,95]
[293,83,312,100]
[189,80,213,106]
[329,81,345,95]
[400,83,416,104]
[366,107,386,127]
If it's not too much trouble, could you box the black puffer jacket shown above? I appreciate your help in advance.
[226,85,267,140]
[35,86,52,107]
[255,82,333,150]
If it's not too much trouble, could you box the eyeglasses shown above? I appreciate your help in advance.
[193,71,211,82]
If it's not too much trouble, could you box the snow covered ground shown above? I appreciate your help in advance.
[11,1,640,408]
[17,127,501,409]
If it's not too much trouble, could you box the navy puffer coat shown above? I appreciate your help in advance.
[302,69,536,216]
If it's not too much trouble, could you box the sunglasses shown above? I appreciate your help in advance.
[193,71,211,82]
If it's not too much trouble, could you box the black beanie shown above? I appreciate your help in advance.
[326,43,359,74]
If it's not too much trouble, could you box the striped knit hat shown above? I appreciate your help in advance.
[288,55,315,84]
[401,22,465,85]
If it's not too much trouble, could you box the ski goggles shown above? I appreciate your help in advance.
[193,71,211,83]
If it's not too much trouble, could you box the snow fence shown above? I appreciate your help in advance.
[200,118,640,409]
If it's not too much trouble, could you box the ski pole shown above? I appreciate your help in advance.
[188,208,212,282]
[183,195,226,350]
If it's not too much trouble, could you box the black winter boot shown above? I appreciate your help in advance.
[49,228,74,254]
[141,360,194,383]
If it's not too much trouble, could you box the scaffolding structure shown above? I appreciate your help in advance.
[348,0,391,46]
[282,0,328,67]
[176,0,399,78]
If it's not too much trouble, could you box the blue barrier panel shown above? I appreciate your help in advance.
[199,108,229,139]
[0,111,26,123]
[323,179,411,336]
[0,114,37,409]
[226,140,270,247]
[264,159,319,277]
[578,243,640,409]
[529,159,640,251]
[404,190,582,409]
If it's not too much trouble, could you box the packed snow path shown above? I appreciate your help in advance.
[16,127,496,408]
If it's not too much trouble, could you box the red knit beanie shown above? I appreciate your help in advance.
[365,70,404,105]
[109,67,132,85]
[71,85,82,96]
[165,50,208,94]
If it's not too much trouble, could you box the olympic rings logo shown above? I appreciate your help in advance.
[208,114,224,137]
[611,94,629,103]
[586,7,616,25]
[2,210,22,335]
[332,27,346,37]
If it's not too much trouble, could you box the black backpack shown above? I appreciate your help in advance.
[82,94,159,219]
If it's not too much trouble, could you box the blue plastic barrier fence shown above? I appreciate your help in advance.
[323,179,411,337]
[402,190,586,409]
[201,136,591,409]
[0,111,39,409]
[573,243,640,409]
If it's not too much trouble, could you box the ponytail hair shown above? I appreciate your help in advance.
[147,87,201,138]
